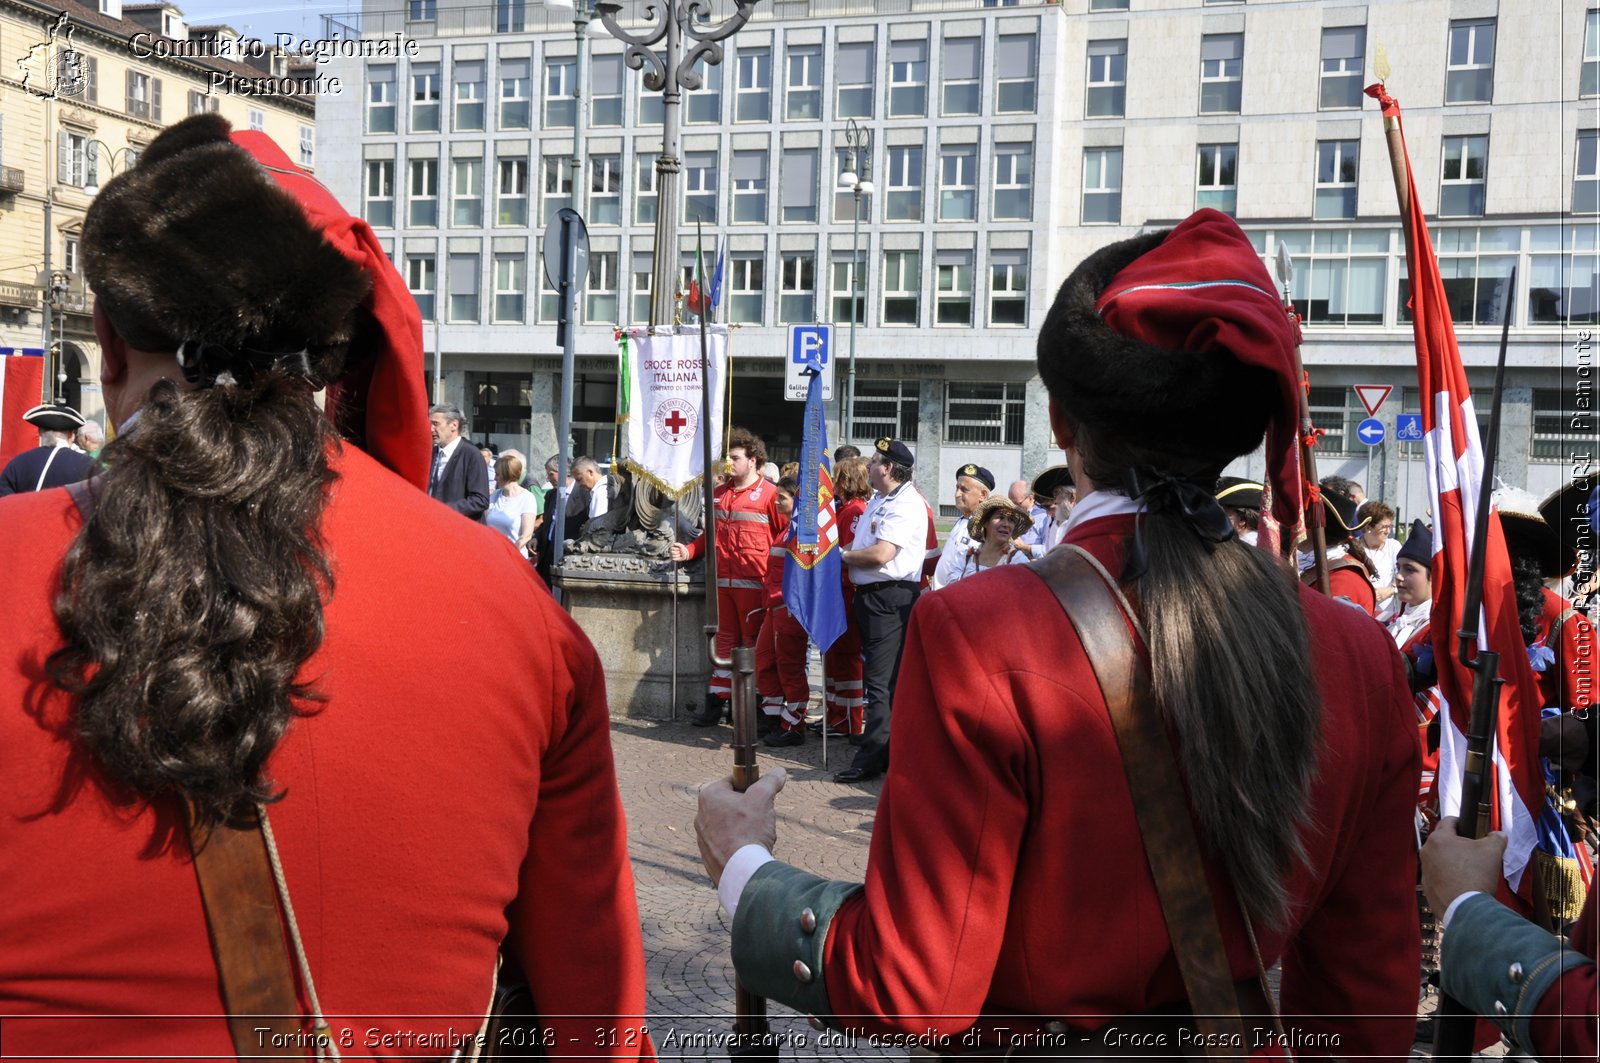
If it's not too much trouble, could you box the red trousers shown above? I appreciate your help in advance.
[710,585,765,698]
[822,587,864,734]
[756,605,811,730]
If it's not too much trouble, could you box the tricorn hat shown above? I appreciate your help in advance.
[1396,519,1433,570]
[1539,474,1596,577]
[874,437,915,469]
[1032,464,1074,501]
[1215,476,1264,512]
[1322,484,1370,544]
[1036,210,1300,532]
[1494,484,1569,578]
[956,463,995,491]
[22,401,86,433]
[967,496,1034,542]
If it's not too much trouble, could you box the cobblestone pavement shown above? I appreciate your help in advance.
[610,716,1493,1062]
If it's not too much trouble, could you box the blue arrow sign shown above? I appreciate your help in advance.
[1395,414,1423,442]
[1357,417,1386,446]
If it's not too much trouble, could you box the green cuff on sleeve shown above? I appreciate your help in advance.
[1440,892,1595,1050]
[731,861,862,1021]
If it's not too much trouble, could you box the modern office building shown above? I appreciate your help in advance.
[0,0,321,423]
[327,0,1590,513]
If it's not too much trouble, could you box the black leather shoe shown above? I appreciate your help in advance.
[822,725,852,739]
[690,696,725,727]
[763,729,805,748]
[756,712,780,737]
[833,766,881,784]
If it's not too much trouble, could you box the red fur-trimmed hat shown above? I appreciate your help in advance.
[1037,210,1300,531]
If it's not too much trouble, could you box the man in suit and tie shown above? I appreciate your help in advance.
[428,402,489,521]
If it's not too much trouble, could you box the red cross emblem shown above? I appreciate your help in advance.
[652,398,697,446]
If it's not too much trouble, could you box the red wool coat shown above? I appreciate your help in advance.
[0,447,652,1061]
[821,514,1421,1057]
[1534,586,1597,715]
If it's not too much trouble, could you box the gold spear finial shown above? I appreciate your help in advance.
[1374,42,1392,84]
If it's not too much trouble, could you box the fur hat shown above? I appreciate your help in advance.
[1036,210,1300,532]
[956,463,995,491]
[82,114,430,490]
[1494,484,1568,578]
[1396,519,1433,570]
[967,496,1033,542]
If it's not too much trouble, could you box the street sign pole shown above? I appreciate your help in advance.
[544,208,590,602]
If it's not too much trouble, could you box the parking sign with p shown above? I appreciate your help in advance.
[786,324,835,400]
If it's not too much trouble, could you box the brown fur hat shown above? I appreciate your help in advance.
[82,114,369,381]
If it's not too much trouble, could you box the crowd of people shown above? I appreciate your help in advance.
[2,115,1594,1062]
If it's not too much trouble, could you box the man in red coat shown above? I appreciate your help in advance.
[696,210,1419,1056]
[671,427,785,726]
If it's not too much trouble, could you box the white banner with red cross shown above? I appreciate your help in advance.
[621,325,729,499]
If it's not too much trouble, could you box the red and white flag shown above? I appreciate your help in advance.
[0,355,45,468]
[1368,84,1546,900]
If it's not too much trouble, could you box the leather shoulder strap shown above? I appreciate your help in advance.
[1027,547,1249,1052]
[188,810,305,1057]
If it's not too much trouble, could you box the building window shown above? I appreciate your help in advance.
[1577,131,1600,213]
[992,143,1033,221]
[82,54,98,104]
[780,148,819,224]
[1277,228,1387,326]
[1446,19,1496,104]
[729,254,765,324]
[836,42,873,119]
[126,70,160,120]
[832,252,865,325]
[499,58,530,130]
[497,157,528,226]
[637,75,664,125]
[631,256,653,324]
[493,252,525,322]
[1086,39,1126,118]
[539,254,561,321]
[882,250,921,326]
[542,157,573,223]
[543,57,575,129]
[452,157,483,227]
[411,63,440,132]
[1533,388,1596,460]
[1585,11,1600,97]
[1307,386,1353,453]
[834,147,874,223]
[496,0,525,33]
[990,249,1028,326]
[586,251,619,324]
[454,60,485,131]
[686,59,722,124]
[1089,0,1129,7]
[1399,226,1516,327]
[591,54,624,126]
[1314,140,1358,220]
[406,255,436,320]
[188,89,218,115]
[1199,34,1243,114]
[885,145,924,222]
[409,0,436,19]
[780,252,816,323]
[299,125,314,167]
[364,159,395,227]
[939,144,977,222]
[1440,135,1488,216]
[635,150,658,225]
[409,158,439,226]
[1196,143,1237,216]
[63,237,80,275]
[448,253,479,323]
[935,251,973,326]
[736,46,771,122]
[368,66,396,134]
[787,45,822,120]
[942,36,981,117]
[889,40,929,118]
[732,150,768,223]
[590,154,622,225]
[1082,147,1122,224]
[1320,27,1365,109]
[684,150,718,223]
[946,382,1024,445]
[996,34,1037,114]
[57,131,97,188]
[851,380,919,442]
[248,108,266,132]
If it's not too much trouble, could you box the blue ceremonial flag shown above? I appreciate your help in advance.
[783,362,847,653]
[708,239,727,316]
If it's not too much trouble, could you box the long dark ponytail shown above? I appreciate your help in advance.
[49,114,370,826]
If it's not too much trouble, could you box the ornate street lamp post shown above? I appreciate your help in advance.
[838,119,872,444]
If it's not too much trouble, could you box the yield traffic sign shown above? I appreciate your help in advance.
[1354,385,1393,417]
